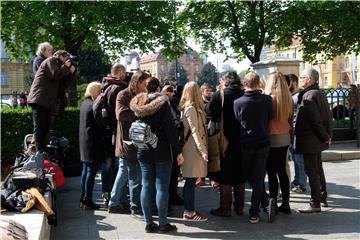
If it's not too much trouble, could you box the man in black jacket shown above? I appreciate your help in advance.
[233,72,275,224]
[100,63,128,206]
[295,68,332,213]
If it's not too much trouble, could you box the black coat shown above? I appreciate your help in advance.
[206,84,245,184]
[294,84,332,154]
[130,93,182,164]
[79,97,104,163]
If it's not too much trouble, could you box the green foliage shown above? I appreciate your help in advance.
[168,62,188,86]
[77,83,89,106]
[239,69,250,79]
[179,1,360,64]
[179,1,284,63]
[1,1,183,60]
[197,62,218,89]
[0,107,80,166]
[77,48,111,84]
[276,1,360,62]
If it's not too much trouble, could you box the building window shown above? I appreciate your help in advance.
[345,56,349,69]
[1,71,9,87]
[324,76,328,86]
[292,51,296,59]
[160,65,164,72]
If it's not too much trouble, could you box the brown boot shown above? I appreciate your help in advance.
[233,183,245,215]
[210,185,231,217]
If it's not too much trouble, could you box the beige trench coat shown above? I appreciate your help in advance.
[181,105,208,178]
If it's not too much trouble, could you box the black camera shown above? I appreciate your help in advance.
[68,55,78,68]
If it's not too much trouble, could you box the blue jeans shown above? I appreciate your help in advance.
[183,178,196,212]
[110,158,142,214]
[101,156,118,194]
[108,158,129,207]
[140,160,172,225]
[80,162,98,200]
[293,154,307,189]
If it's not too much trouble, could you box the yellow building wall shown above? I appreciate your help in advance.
[1,62,32,95]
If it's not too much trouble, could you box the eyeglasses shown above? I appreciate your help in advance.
[299,76,309,79]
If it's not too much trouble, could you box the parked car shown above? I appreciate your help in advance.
[326,88,350,120]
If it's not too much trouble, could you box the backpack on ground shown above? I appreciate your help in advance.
[129,119,158,150]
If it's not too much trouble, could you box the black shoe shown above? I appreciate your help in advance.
[108,204,131,214]
[145,222,159,233]
[82,199,100,210]
[266,198,276,223]
[158,223,177,233]
[47,214,57,227]
[169,195,184,206]
[278,204,291,215]
[210,208,231,217]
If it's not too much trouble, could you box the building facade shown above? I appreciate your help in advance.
[140,50,203,82]
[1,40,32,95]
[264,38,359,88]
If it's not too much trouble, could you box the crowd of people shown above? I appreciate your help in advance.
[26,41,334,234]
[76,64,333,232]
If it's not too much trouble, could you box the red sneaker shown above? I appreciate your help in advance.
[183,212,208,222]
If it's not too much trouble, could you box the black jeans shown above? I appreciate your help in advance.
[169,156,180,200]
[266,146,290,204]
[303,152,327,207]
[31,104,51,151]
[241,145,270,216]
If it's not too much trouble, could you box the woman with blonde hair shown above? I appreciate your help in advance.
[79,81,103,209]
[179,81,208,221]
[264,71,293,214]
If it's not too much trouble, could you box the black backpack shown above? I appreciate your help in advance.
[92,86,112,129]
[178,117,191,147]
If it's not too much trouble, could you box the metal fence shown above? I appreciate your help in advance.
[321,87,359,147]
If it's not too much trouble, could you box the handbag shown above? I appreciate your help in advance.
[208,91,228,173]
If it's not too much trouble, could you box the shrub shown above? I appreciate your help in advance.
[1,107,80,168]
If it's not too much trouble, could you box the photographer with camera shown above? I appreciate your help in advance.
[28,50,76,153]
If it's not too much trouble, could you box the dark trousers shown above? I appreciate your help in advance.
[241,145,270,216]
[183,178,196,212]
[303,152,327,207]
[31,104,51,151]
[169,157,180,199]
[80,162,98,200]
[218,184,245,212]
[266,146,290,205]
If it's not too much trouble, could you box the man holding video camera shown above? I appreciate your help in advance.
[28,50,76,152]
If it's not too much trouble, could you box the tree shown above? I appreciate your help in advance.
[276,1,360,62]
[179,1,284,63]
[1,1,181,105]
[179,1,360,64]
[197,62,218,89]
[168,62,188,86]
[77,49,111,84]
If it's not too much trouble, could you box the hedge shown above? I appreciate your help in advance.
[1,107,80,167]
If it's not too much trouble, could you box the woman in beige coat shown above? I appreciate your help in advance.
[179,81,208,221]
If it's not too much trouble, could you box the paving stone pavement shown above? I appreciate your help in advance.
[54,160,360,240]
